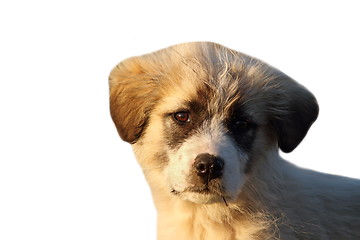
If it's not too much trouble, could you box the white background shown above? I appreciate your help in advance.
[1,0,359,239]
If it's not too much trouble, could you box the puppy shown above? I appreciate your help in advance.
[109,42,360,239]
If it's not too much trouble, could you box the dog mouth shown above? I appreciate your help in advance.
[171,186,212,195]
[170,187,229,206]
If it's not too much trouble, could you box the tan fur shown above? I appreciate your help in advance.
[109,42,360,239]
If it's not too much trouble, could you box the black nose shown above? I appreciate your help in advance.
[194,153,224,181]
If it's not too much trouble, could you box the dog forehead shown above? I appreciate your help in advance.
[156,81,233,117]
[153,42,280,119]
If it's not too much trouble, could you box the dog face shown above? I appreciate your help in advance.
[109,42,319,204]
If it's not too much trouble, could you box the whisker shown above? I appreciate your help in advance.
[222,196,229,207]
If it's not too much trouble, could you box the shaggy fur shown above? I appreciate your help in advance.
[109,42,360,239]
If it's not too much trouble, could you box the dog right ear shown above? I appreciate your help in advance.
[109,57,159,144]
[268,74,319,153]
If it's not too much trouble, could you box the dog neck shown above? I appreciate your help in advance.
[154,189,274,240]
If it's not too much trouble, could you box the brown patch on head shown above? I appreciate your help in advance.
[109,57,160,143]
[109,43,207,143]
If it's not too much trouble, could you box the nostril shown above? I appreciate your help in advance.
[196,163,208,173]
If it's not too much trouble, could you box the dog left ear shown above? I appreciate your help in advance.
[109,57,160,144]
[269,75,319,153]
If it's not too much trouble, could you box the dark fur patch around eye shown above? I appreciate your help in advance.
[227,114,257,153]
[228,125,257,153]
[225,111,258,174]
[163,98,211,150]
[165,119,195,149]
[164,113,207,150]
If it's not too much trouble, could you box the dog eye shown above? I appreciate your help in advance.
[228,118,252,133]
[173,112,190,123]
[234,119,249,129]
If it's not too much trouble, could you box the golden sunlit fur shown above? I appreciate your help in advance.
[109,42,360,239]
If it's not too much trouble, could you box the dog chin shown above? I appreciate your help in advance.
[182,192,223,204]
[175,191,225,204]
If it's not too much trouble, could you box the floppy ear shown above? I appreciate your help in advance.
[269,75,319,153]
[109,57,159,143]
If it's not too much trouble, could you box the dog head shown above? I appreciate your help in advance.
[109,42,318,204]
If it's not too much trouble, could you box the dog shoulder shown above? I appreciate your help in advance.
[279,163,360,238]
